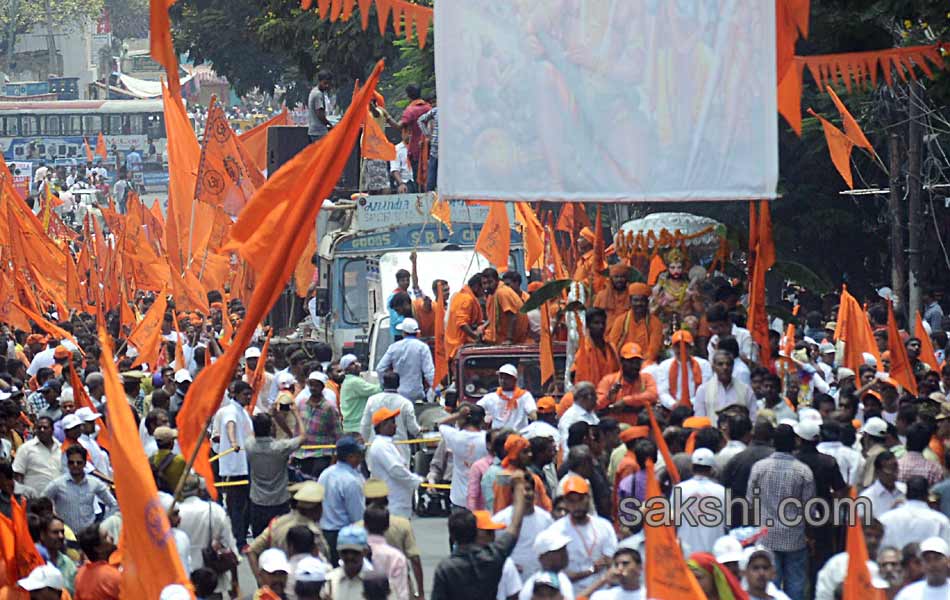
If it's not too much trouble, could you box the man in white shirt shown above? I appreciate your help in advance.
[243,346,275,415]
[859,451,906,519]
[517,529,575,600]
[12,417,61,492]
[716,413,751,471]
[894,536,950,600]
[365,407,423,518]
[547,475,618,593]
[652,330,712,408]
[706,303,754,362]
[693,351,757,426]
[360,371,421,465]
[177,475,239,597]
[558,383,599,455]
[437,404,489,510]
[879,476,950,552]
[214,381,254,545]
[494,481,554,578]
[478,364,537,432]
[587,545,644,600]
[814,519,884,600]
[674,448,726,555]
[390,126,415,193]
[817,420,865,488]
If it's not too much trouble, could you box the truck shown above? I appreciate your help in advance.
[313,192,524,363]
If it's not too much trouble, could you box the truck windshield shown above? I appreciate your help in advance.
[340,258,369,325]
[460,353,566,400]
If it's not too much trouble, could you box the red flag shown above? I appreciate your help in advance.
[886,300,918,396]
[915,311,940,372]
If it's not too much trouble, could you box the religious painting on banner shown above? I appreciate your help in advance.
[435,1,777,203]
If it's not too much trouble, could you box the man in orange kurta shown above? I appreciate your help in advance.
[412,279,448,338]
[572,227,596,282]
[572,307,620,386]
[606,282,664,363]
[596,343,659,425]
[445,274,485,359]
[492,434,552,513]
[594,263,631,329]
[482,268,529,345]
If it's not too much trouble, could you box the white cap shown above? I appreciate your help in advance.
[877,287,893,300]
[920,536,950,557]
[398,318,420,334]
[174,369,193,383]
[691,447,715,467]
[244,346,262,359]
[862,417,888,438]
[308,371,328,384]
[713,535,744,565]
[837,367,856,380]
[295,556,331,583]
[922,320,933,335]
[61,414,83,430]
[259,548,291,573]
[75,407,102,422]
[819,342,836,354]
[793,420,820,442]
[803,336,818,347]
[779,418,799,427]
[277,372,296,389]
[864,561,889,589]
[862,352,877,368]
[339,354,358,371]
[17,565,64,591]
[797,407,822,424]
[159,584,192,600]
[497,364,518,378]
[533,528,572,556]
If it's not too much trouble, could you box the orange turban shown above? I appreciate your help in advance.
[620,425,649,443]
[683,416,712,430]
[26,334,47,346]
[628,282,652,296]
[501,434,530,468]
[579,227,595,243]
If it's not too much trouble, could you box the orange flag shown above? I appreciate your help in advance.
[293,231,317,298]
[97,328,191,597]
[842,488,886,600]
[12,302,77,346]
[162,79,200,272]
[247,330,272,414]
[473,202,510,271]
[0,497,45,586]
[748,201,775,370]
[196,97,265,217]
[647,253,666,285]
[835,286,881,372]
[433,285,448,387]
[83,137,94,163]
[886,300,918,396]
[361,111,396,161]
[827,86,874,152]
[539,301,555,387]
[514,202,544,271]
[150,0,182,97]
[555,202,590,234]
[219,308,234,349]
[172,311,186,371]
[915,311,940,372]
[430,195,453,234]
[643,459,706,599]
[645,405,680,484]
[238,108,289,173]
[68,364,111,452]
[185,60,386,498]
[96,132,108,159]
[810,109,855,188]
[129,290,168,368]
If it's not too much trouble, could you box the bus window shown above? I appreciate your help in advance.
[129,114,144,135]
[83,115,102,135]
[340,258,369,325]
[21,116,38,136]
[108,115,122,134]
[64,115,82,135]
[4,117,18,136]
[145,113,164,139]
[45,116,62,135]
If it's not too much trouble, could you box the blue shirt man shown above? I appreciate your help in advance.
[375,318,435,401]
[316,436,366,564]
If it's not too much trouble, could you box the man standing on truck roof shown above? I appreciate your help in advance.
[414,280,448,338]
[387,268,413,339]
[482,268,529,346]
[446,274,486,360]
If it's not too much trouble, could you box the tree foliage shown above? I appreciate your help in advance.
[0,0,105,59]
[105,0,148,41]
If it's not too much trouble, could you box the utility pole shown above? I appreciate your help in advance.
[43,0,57,76]
[888,133,906,318]
[906,81,923,318]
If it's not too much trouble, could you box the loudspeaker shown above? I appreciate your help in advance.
[266,126,310,177]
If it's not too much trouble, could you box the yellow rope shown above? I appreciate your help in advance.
[208,437,442,461]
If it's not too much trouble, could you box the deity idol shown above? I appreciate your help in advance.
[650,248,702,325]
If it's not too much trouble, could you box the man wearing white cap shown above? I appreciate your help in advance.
[478,364,537,432]
[17,564,65,600]
[243,345,275,415]
[255,548,292,600]
[673,448,726,555]
[292,372,342,480]
[860,417,892,488]
[817,342,836,382]
[213,380,254,545]
[360,371,420,465]
[894,536,950,600]
[375,317,435,402]
[517,528,575,600]
[75,407,111,478]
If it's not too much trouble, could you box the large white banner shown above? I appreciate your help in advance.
[435,1,777,203]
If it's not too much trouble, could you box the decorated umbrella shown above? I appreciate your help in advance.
[616,212,725,254]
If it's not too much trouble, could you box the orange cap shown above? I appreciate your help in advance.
[619,343,644,360]
[683,416,712,430]
[620,425,649,443]
[628,282,652,296]
[671,330,694,345]
[53,345,71,359]
[563,475,590,496]
[536,397,556,414]
[473,510,506,530]
[371,407,401,426]
[25,334,47,346]
[579,227,595,243]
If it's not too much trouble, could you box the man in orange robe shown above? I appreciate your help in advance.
[596,343,658,425]
[593,263,631,328]
[412,279,449,338]
[572,227,596,281]
[606,282,664,363]
[572,307,620,387]
[445,273,485,359]
[482,268,529,345]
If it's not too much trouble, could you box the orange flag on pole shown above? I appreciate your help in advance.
[514,202,544,271]
[826,86,874,152]
[196,97,265,217]
[238,108,289,173]
[129,290,168,368]
[150,0,182,97]
[810,109,855,188]
[474,202,510,271]
[835,286,881,372]
[12,302,78,346]
[590,206,607,292]
[0,496,45,586]
[643,459,706,599]
[886,300,918,396]
[172,311,186,371]
[361,111,396,161]
[184,60,386,498]
[68,364,111,452]
[539,301,555,387]
[915,311,940,372]
[97,328,191,598]
[247,330,272,415]
[433,284,448,387]
[842,488,886,600]
[748,201,775,370]
[645,405,680,484]
[83,137,94,163]
[162,79,200,272]
[96,132,108,159]
[429,195,453,234]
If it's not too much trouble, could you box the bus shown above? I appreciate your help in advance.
[0,99,168,188]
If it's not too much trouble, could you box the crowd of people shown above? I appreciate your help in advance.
[2,218,950,600]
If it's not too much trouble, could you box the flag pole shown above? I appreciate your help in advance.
[170,415,214,509]
[186,95,217,273]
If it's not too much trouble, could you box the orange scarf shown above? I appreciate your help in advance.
[668,356,703,406]
[497,386,527,412]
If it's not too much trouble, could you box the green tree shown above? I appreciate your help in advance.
[0,0,105,64]
[105,0,148,41]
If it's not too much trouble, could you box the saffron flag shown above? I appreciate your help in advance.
[68,364,110,452]
[645,405,680,484]
[196,97,265,217]
[835,286,881,372]
[96,132,108,159]
[361,111,396,161]
[83,137,94,163]
[747,201,775,370]
[129,290,168,368]
[643,459,705,599]
[915,311,940,372]
[514,202,544,271]
[0,496,45,586]
[590,207,607,292]
[247,330,272,415]
[172,311,186,371]
[827,86,874,152]
[811,109,855,188]
[434,284,448,387]
[842,488,886,600]
[539,301,555,387]
[12,303,77,346]
[185,60,386,498]
[237,108,289,173]
[886,300,918,396]
[292,231,317,299]
[429,194,453,234]
[97,329,191,598]
[647,254,666,285]
[474,202,510,271]
[162,79,200,272]
[150,0,181,97]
